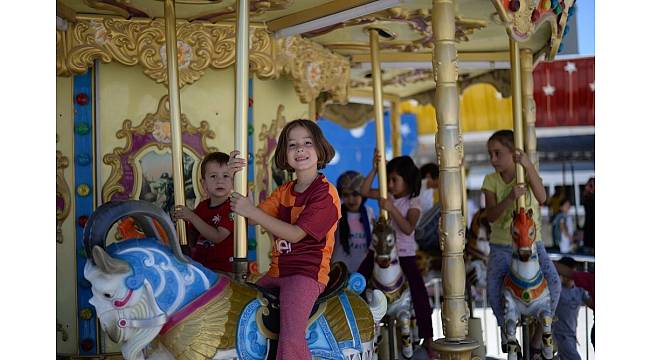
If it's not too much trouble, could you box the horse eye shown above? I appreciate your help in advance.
[103,293,112,299]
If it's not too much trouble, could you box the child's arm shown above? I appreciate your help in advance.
[360,149,382,199]
[380,198,420,235]
[483,187,525,223]
[173,205,231,244]
[514,149,547,204]
[230,192,307,243]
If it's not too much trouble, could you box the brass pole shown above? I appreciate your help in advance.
[369,27,389,220]
[390,100,402,157]
[163,0,187,246]
[521,49,538,170]
[509,38,526,209]
[233,0,249,280]
[431,0,478,358]
[308,99,317,121]
[510,38,526,208]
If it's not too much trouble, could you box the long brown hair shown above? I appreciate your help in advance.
[274,119,335,172]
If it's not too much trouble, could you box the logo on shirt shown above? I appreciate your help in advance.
[274,239,292,254]
[211,214,221,225]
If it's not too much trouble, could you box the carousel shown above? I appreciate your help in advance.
[56,0,578,359]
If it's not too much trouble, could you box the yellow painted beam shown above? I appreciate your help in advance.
[267,0,375,32]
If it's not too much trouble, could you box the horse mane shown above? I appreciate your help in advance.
[106,238,218,313]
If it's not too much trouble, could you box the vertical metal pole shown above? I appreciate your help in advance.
[163,0,187,245]
[431,0,478,358]
[308,99,317,121]
[390,100,402,157]
[233,0,249,280]
[521,49,538,169]
[509,38,526,209]
[369,27,389,220]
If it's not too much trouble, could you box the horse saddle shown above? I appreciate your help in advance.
[245,261,349,336]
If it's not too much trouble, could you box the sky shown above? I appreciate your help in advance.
[577,0,595,55]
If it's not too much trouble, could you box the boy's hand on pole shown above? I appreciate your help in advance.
[228,150,247,175]
[230,191,255,218]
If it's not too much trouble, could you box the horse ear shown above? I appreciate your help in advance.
[526,208,534,219]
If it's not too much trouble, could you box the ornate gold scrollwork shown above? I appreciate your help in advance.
[350,69,434,89]
[56,16,277,86]
[102,95,216,202]
[319,8,486,52]
[490,0,575,59]
[56,136,71,245]
[189,0,292,22]
[277,36,350,104]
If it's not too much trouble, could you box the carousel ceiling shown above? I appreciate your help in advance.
[57,0,571,101]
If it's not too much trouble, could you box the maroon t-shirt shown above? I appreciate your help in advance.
[259,174,341,285]
[188,199,235,273]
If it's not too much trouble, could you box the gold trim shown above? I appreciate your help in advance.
[277,35,350,104]
[82,0,130,19]
[56,16,277,86]
[188,0,292,23]
[102,95,216,202]
[233,0,251,270]
[369,28,388,219]
[348,89,400,103]
[163,0,188,246]
[311,9,486,51]
[56,0,77,22]
[432,0,474,347]
[351,51,511,63]
[56,139,71,245]
[267,0,375,32]
[509,38,526,209]
[350,69,434,90]
[490,0,575,60]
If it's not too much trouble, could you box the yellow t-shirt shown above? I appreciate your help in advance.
[481,172,541,246]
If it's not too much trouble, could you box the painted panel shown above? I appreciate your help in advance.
[97,62,234,196]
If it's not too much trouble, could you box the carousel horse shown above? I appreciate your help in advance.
[465,209,490,293]
[367,217,414,359]
[502,208,553,360]
[83,200,387,360]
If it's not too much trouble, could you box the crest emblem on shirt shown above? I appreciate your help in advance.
[274,239,292,254]
[211,214,221,225]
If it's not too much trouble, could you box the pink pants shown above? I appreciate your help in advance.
[256,274,325,360]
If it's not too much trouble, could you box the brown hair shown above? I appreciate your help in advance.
[200,151,230,178]
[274,119,335,172]
[488,129,515,152]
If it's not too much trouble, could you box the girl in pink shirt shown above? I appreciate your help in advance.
[360,152,437,359]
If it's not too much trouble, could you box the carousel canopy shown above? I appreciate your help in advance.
[57,0,576,107]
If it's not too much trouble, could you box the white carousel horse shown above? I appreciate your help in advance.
[466,209,490,293]
[502,208,553,360]
[83,200,387,360]
[367,217,414,359]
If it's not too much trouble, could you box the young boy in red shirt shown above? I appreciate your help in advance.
[172,152,235,274]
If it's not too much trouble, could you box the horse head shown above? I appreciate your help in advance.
[372,216,397,268]
[82,200,217,360]
[510,207,537,262]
